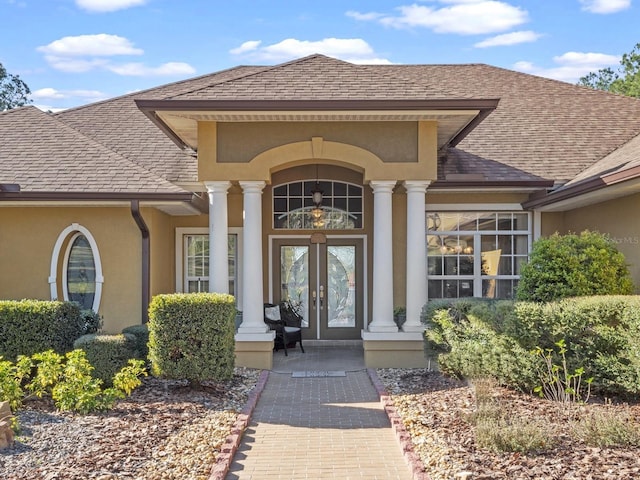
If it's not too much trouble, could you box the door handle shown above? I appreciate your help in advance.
[319,285,324,310]
[312,290,317,308]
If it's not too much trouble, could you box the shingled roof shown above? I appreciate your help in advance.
[0,106,190,195]
[3,55,640,198]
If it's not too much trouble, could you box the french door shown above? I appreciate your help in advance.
[272,237,364,340]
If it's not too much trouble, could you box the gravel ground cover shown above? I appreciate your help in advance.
[0,368,261,480]
[377,368,640,480]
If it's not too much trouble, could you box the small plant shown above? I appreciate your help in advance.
[467,376,553,453]
[0,350,147,414]
[393,306,406,329]
[475,415,553,453]
[533,339,593,404]
[571,406,640,447]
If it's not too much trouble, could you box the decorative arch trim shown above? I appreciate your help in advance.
[49,223,104,312]
[251,138,383,181]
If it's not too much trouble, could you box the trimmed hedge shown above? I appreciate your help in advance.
[122,324,150,361]
[73,333,138,386]
[148,293,236,384]
[0,300,85,361]
[424,296,640,396]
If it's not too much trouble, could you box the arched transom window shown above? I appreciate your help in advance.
[273,180,363,230]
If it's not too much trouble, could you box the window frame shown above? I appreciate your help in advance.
[49,223,104,312]
[174,227,243,309]
[425,206,532,300]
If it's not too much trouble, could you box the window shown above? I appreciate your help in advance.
[184,233,238,294]
[273,180,363,229]
[427,212,530,299]
[175,228,242,305]
[65,234,97,310]
[49,224,103,312]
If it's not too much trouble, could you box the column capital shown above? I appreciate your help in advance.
[204,181,231,194]
[239,180,266,194]
[403,180,431,193]
[369,180,397,195]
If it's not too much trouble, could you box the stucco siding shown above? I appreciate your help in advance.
[0,207,141,333]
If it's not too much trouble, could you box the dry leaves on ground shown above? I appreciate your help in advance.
[377,369,640,480]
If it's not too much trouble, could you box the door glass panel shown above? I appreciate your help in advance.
[326,246,356,328]
[280,246,310,328]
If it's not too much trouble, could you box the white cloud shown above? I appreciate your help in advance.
[31,87,107,102]
[41,56,109,73]
[107,62,196,76]
[229,40,262,55]
[579,0,631,13]
[350,1,528,35]
[474,30,543,48]
[37,34,143,57]
[345,10,385,21]
[75,0,147,13]
[34,104,67,113]
[37,34,195,77]
[230,37,391,64]
[513,51,621,82]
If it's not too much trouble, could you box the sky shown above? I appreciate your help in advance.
[1,0,639,111]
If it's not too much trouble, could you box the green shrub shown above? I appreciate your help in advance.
[122,324,150,361]
[148,293,236,384]
[424,300,538,390]
[517,231,634,302]
[0,300,85,360]
[81,309,102,334]
[423,295,640,396]
[73,334,138,386]
[0,349,146,414]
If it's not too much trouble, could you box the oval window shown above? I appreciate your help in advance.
[66,234,97,310]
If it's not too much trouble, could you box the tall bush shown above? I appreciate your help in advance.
[0,300,85,360]
[516,230,634,302]
[148,293,236,384]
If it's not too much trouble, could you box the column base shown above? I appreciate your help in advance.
[237,325,271,335]
[401,323,427,333]
[366,323,399,333]
[361,331,426,368]
[234,332,276,370]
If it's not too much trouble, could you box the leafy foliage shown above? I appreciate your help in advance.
[424,296,640,396]
[73,333,138,386]
[0,62,31,111]
[533,339,593,404]
[0,300,88,361]
[148,293,236,384]
[122,324,150,361]
[578,42,640,98]
[516,231,633,303]
[424,300,538,390]
[0,350,146,413]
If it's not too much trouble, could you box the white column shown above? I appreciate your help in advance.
[237,181,269,334]
[368,181,398,333]
[205,181,231,294]
[404,181,430,332]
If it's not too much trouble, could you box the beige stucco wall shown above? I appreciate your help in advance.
[560,193,640,290]
[0,206,142,333]
[198,120,438,182]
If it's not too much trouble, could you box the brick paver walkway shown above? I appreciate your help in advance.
[225,363,412,479]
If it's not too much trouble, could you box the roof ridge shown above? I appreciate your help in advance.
[167,54,351,99]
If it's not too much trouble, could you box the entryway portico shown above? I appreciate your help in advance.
[136,92,499,369]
